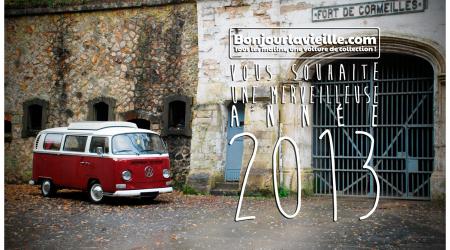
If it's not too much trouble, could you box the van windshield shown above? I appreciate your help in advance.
[112,133,167,155]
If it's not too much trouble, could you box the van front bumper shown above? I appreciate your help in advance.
[108,187,173,197]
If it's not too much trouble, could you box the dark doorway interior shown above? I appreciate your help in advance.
[128,118,151,129]
[94,102,109,121]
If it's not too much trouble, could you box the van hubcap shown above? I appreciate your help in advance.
[42,181,51,195]
[91,184,103,202]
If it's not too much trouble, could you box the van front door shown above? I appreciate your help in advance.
[79,155,116,193]
[79,136,114,192]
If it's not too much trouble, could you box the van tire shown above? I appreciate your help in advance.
[41,179,56,197]
[88,182,104,203]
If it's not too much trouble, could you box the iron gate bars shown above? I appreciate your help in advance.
[312,54,434,200]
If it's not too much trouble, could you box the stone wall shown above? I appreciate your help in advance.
[165,135,192,187]
[5,2,198,184]
[4,0,447,199]
[188,0,446,197]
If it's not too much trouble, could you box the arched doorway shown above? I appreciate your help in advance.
[312,53,434,199]
[93,102,109,121]
[87,97,116,121]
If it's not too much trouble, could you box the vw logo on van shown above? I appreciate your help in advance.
[144,166,154,177]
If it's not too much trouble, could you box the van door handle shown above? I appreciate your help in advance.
[80,161,91,166]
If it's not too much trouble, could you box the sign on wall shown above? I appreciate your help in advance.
[312,0,426,22]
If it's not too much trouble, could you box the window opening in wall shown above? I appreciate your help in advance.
[163,95,192,137]
[22,99,48,137]
[28,104,43,131]
[5,119,12,142]
[168,101,186,129]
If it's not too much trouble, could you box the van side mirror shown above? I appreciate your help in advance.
[96,147,104,156]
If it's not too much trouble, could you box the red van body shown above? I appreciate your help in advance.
[30,121,173,203]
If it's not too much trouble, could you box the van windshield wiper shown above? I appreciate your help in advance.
[139,149,165,155]
[114,150,138,155]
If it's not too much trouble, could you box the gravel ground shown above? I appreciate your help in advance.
[5,184,445,249]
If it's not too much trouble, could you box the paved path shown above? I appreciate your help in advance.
[5,185,445,249]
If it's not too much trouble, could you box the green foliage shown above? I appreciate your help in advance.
[182,185,199,195]
[22,169,33,183]
[171,178,185,191]
[278,185,290,198]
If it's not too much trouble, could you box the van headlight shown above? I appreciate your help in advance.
[162,169,170,178]
[122,170,132,181]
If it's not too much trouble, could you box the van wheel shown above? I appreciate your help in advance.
[41,179,56,197]
[89,182,104,203]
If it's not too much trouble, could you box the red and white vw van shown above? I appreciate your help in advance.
[30,121,172,203]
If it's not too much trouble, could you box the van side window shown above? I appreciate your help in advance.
[89,137,109,154]
[43,134,63,151]
[63,135,88,152]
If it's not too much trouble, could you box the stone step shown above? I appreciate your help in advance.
[214,182,239,190]
[210,189,240,196]
[210,182,240,196]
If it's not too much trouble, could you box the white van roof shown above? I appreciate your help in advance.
[68,121,137,130]
[39,121,159,136]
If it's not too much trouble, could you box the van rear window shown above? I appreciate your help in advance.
[43,134,63,151]
[63,135,88,152]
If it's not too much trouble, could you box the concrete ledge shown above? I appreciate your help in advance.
[6,0,195,17]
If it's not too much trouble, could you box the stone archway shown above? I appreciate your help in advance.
[292,36,445,77]
[284,35,445,199]
[121,109,155,130]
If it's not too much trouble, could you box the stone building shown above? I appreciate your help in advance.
[5,0,198,186]
[5,0,446,200]
[185,0,445,200]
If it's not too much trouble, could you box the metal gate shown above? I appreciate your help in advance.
[312,54,434,200]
